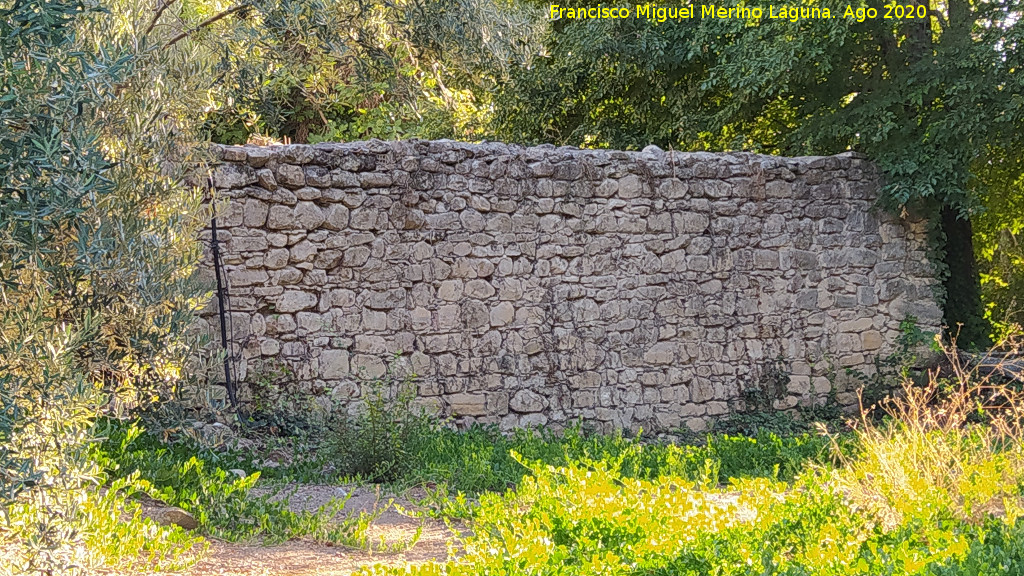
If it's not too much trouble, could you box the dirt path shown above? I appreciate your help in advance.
[158,484,461,576]
[181,530,447,576]
[166,486,759,576]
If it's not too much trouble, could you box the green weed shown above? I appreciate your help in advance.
[325,360,437,484]
[355,343,1024,576]
[2,468,207,573]
[92,419,379,548]
[929,518,1024,575]
[397,422,836,495]
[358,455,972,576]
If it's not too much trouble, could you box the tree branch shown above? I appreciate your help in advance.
[164,4,250,48]
[928,7,948,32]
[144,0,179,37]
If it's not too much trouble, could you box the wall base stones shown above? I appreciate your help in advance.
[202,139,942,433]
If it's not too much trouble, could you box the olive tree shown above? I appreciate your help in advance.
[1,0,212,571]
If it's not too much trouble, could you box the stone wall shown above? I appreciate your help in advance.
[203,139,942,433]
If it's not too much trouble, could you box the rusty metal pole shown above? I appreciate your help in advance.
[208,176,240,412]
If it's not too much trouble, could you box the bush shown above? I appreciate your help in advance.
[326,362,438,484]
[836,340,1024,530]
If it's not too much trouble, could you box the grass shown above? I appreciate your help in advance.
[91,419,390,549]
[83,400,841,569]
[835,342,1024,531]
[354,338,1024,576]
[397,422,840,493]
[81,337,1024,576]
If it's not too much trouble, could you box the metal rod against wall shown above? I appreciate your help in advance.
[208,175,240,413]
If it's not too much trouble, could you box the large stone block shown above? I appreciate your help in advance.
[366,289,407,310]
[448,393,488,416]
[266,205,295,230]
[276,290,317,313]
[214,164,257,189]
[510,389,546,413]
[243,199,269,227]
[352,354,387,379]
[464,279,496,299]
[293,202,325,229]
[277,164,305,188]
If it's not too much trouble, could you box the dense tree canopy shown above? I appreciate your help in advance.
[488,0,1024,344]
[974,148,1024,336]
[174,0,541,144]
[0,1,215,569]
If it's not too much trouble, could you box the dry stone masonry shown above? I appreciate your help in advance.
[204,139,942,433]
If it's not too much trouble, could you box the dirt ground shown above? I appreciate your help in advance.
[163,485,757,576]
[158,484,462,576]
[5,485,759,576]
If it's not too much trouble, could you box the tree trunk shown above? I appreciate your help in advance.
[941,205,991,348]
[293,119,311,144]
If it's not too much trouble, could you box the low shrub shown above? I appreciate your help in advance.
[836,341,1024,531]
[325,363,437,484]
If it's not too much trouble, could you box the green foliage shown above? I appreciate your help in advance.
[491,0,1024,343]
[400,424,634,494]
[325,389,836,495]
[419,424,838,492]
[930,519,1024,575]
[4,463,207,573]
[191,0,540,144]
[712,410,817,436]
[0,0,211,572]
[973,151,1024,339]
[359,458,974,576]
[326,361,438,484]
[356,369,1024,576]
[239,358,338,439]
[406,483,478,520]
[94,419,379,547]
[496,0,1024,208]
